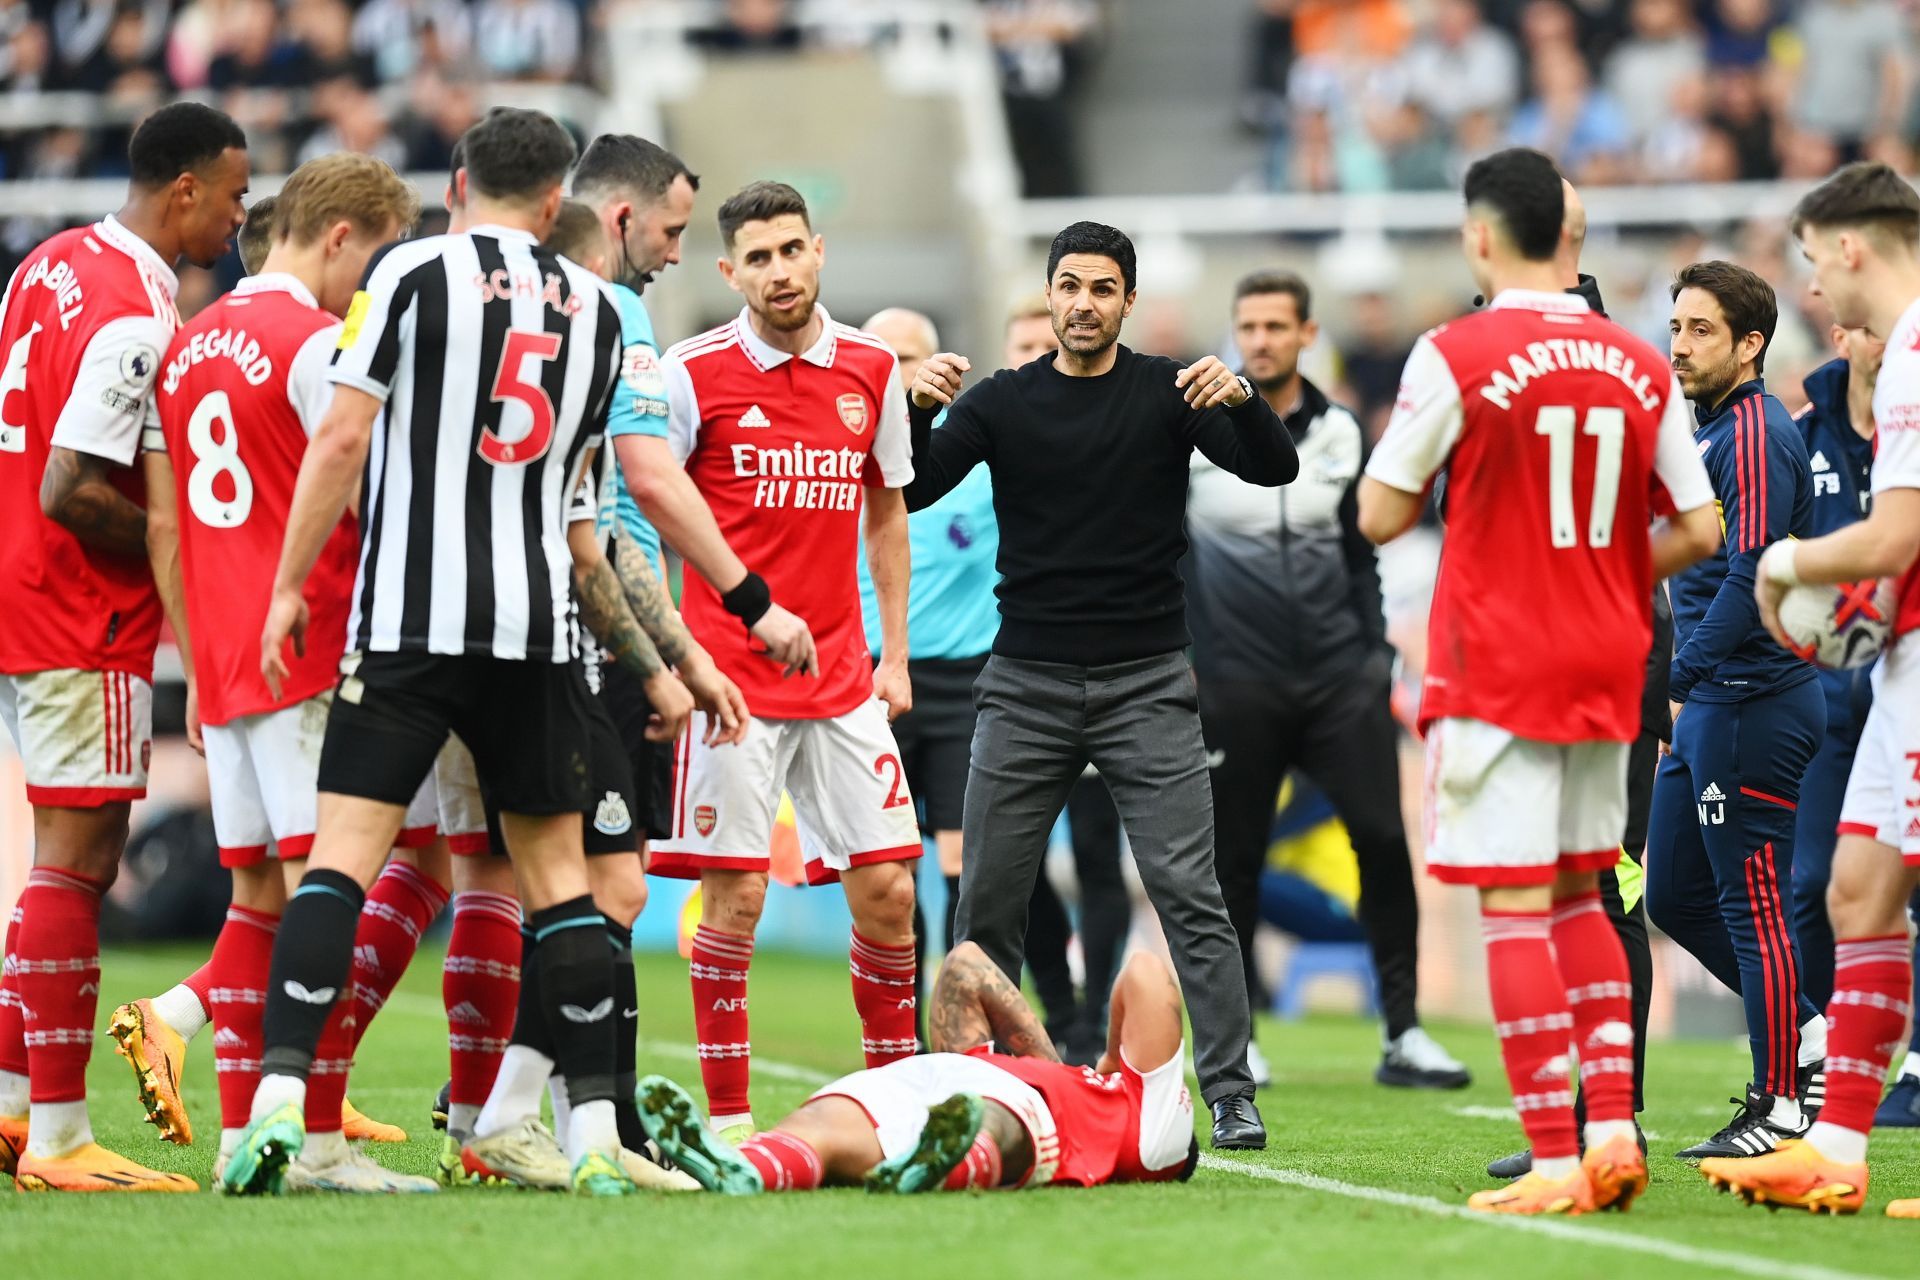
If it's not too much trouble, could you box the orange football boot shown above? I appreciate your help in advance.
[1468,1165,1599,1215]
[341,1098,407,1143]
[0,1113,26,1177]
[107,998,192,1145]
[14,1142,196,1192]
[1884,1198,1920,1219]
[1583,1132,1650,1212]
[1700,1139,1868,1215]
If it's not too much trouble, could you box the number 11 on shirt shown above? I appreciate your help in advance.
[1535,404,1625,549]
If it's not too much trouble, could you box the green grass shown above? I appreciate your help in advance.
[5,943,1918,1280]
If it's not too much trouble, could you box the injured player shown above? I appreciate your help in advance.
[636,941,1199,1193]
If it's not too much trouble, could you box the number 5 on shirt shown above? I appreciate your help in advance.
[480,329,562,465]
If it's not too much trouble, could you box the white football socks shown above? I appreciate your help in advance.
[1584,1120,1636,1148]
[473,1045,551,1139]
[565,1099,618,1166]
[298,1129,349,1168]
[1805,1120,1868,1165]
[0,1069,27,1117]
[1900,1050,1920,1083]
[151,984,210,1042]
[447,1104,482,1144]
[1533,1154,1579,1181]
[25,1100,90,1158]
[250,1073,307,1122]
[1799,1015,1828,1067]
[548,1075,572,1142]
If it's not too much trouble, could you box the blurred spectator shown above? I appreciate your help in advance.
[1603,0,1703,146]
[692,0,804,53]
[399,68,479,173]
[296,78,407,169]
[984,0,1100,199]
[354,0,473,83]
[286,0,376,88]
[51,0,167,87]
[473,0,580,82]
[1,3,51,95]
[208,0,302,90]
[1401,0,1518,128]
[1640,74,1712,183]
[1336,291,1410,440]
[1706,61,1780,179]
[1241,0,1293,140]
[1791,0,1910,159]
[1704,0,1778,70]
[1507,39,1630,184]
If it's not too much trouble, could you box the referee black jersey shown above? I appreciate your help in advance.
[331,222,622,664]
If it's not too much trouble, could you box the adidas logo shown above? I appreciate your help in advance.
[1811,450,1832,472]
[737,404,771,429]
[354,944,382,975]
[283,980,337,1005]
[1700,782,1727,803]
[447,1000,489,1026]
[213,1027,244,1048]
[560,997,614,1024]
[1906,815,1920,840]
[897,997,916,1010]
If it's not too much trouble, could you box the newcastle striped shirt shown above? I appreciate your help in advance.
[330,223,622,663]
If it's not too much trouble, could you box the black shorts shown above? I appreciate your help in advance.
[479,689,640,857]
[886,655,985,833]
[317,651,591,817]
[598,657,675,842]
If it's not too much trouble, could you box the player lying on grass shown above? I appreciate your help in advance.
[636,940,1198,1194]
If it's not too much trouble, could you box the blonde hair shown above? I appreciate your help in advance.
[1005,292,1051,328]
[274,153,422,249]
[543,199,609,266]
[237,195,277,275]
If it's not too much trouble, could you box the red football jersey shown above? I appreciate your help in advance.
[977,1052,1187,1187]
[1366,290,1714,743]
[151,274,350,724]
[1870,295,1920,639]
[0,218,180,678]
[662,306,912,720]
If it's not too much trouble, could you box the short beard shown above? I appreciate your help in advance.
[755,293,817,334]
[1681,356,1743,409]
[1252,365,1296,393]
[1053,314,1121,360]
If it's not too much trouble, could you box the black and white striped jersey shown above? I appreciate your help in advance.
[331,222,621,663]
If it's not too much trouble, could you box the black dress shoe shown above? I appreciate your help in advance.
[1210,1096,1267,1150]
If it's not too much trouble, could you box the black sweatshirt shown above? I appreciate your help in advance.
[904,345,1299,666]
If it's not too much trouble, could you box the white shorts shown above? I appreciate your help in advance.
[1424,717,1629,886]
[202,691,438,868]
[809,1052,1062,1188]
[1839,637,1920,864]
[433,734,490,854]
[650,698,922,885]
[0,668,151,806]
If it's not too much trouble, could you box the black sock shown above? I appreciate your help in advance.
[530,896,617,1107]
[508,926,553,1057]
[943,875,961,952]
[606,913,646,1150]
[260,868,364,1081]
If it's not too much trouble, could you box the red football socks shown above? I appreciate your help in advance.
[1551,892,1636,1126]
[850,930,918,1068]
[15,868,106,1104]
[209,905,279,1131]
[691,925,755,1119]
[1482,908,1578,1161]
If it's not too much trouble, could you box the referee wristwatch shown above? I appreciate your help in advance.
[1235,375,1256,403]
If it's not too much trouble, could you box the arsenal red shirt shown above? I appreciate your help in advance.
[663,306,913,720]
[1871,294,1920,639]
[0,217,180,678]
[149,274,350,724]
[1365,290,1714,743]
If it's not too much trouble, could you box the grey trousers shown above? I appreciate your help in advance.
[953,650,1254,1105]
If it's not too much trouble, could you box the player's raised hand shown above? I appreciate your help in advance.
[911,353,971,410]
[873,654,912,722]
[751,602,820,678]
[678,646,750,746]
[1177,355,1250,410]
[641,669,696,744]
[260,585,309,701]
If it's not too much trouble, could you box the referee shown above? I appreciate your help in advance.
[226,109,637,1197]
[908,221,1299,1149]
[1190,269,1470,1093]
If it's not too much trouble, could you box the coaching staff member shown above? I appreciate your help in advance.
[1192,269,1470,1093]
[906,221,1299,1149]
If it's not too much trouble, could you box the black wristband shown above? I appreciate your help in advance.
[721,570,772,628]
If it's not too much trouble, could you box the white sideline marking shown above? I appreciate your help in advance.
[1449,1105,1521,1122]
[1198,1156,1888,1280]
[388,991,1879,1280]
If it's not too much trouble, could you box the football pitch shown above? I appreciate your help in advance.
[5,943,1917,1280]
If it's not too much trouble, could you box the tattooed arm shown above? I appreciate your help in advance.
[568,520,693,743]
[927,942,1062,1062]
[41,447,146,556]
[605,522,749,746]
